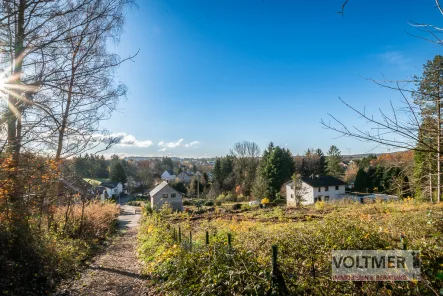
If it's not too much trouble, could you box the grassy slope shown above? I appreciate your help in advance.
[138,201,443,295]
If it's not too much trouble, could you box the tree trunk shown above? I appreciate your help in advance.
[8,0,26,231]
[438,80,442,203]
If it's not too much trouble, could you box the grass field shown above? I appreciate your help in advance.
[138,200,443,295]
[83,178,111,187]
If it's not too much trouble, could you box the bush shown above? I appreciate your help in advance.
[225,193,237,202]
[215,200,222,206]
[1,202,119,295]
[231,203,242,210]
[204,200,214,206]
[241,204,251,211]
[182,200,191,206]
[315,201,325,210]
[237,194,248,202]
[274,198,286,205]
[261,197,270,204]
[127,201,145,207]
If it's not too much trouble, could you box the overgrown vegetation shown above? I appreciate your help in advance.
[0,201,119,294]
[139,201,443,295]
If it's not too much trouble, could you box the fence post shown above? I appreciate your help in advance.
[178,226,181,244]
[267,245,289,296]
[228,233,232,249]
[400,234,407,250]
[189,231,192,251]
[271,245,277,280]
[206,231,209,245]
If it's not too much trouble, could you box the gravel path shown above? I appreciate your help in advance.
[57,205,148,296]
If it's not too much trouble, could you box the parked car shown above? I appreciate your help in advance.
[248,200,259,206]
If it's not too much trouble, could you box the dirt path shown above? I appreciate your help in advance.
[57,205,147,296]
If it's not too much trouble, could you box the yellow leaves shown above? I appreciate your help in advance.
[261,198,270,204]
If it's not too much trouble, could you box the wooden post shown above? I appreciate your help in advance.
[178,226,181,243]
[189,231,192,251]
[400,234,407,250]
[228,233,232,249]
[271,245,278,288]
[206,231,209,245]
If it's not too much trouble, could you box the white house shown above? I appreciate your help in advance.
[286,175,347,206]
[176,172,191,183]
[161,170,176,181]
[150,181,183,211]
[97,181,123,200]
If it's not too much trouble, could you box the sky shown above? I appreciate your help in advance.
[101,0,443,158]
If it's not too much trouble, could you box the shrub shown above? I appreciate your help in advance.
[274,198,286,205]
[241,204,251,211]
[261,197,270,204]
[182,200,191,206]
[204,200,214,206]
[215,200,222,206]
[231,203,242,210]
[225,193,237,202]
[127,201,145,207]
[1,202,119,295]
[159,202,173,215]
[315,200,325,210]
[216,194,226,202]
[237,194,248,202]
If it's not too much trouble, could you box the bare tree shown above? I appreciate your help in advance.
[230,141,261,196]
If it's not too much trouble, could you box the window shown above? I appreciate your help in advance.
[324,196,329,201]
[162,193,168,198]
[318,187,321,192]
[325,186,329,192]
[335,185,339,190]
[291,194,294,199]
[171,193,176,198]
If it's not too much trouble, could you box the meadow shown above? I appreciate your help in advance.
[138,200,443,295]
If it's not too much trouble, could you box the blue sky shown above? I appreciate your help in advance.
[102,0,443,158]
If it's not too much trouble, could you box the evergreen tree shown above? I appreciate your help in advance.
[413,55,443,202]
[354,168,369,192]
[315,148,326,175]
[170,181,187,194]
[255,143,294,200]
[326,145,344,178]
[213,158,222,184]
[111,162,127,183]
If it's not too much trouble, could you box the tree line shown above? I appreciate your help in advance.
[209,142,347,201]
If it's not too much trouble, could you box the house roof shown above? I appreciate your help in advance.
[164,170,175,176]
[59,177,95,198]
[100,182,118,189]
[301,175,347,187]
[150,181,179,197]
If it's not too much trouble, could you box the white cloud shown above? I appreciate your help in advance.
[184,141,200,148]
[158,148,167,152]
[158,138,183,148]
[158,139,200,148]
[93,133,153,148]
